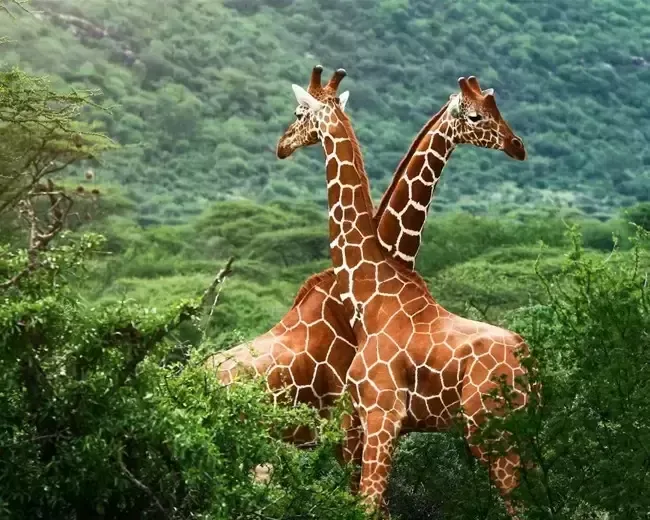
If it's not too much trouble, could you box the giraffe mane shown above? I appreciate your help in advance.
[373,99,451,221]
[333,105,376,216]
[290,267,336,308]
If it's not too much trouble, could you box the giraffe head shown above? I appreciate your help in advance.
[445,76,526,160]
[276,65,349,159]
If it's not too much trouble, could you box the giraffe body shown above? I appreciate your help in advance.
[206,268,356,444]
[344,270,530,510]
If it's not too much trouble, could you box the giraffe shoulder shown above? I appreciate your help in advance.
[290,267,337,308]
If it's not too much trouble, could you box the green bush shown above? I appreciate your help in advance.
[474,228,650,519]
[245,226,329,265]
[0,235,367,520]
[388,433,509,520]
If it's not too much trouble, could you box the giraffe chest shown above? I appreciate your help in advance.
[403,357,465,431]
[358,317,470,431]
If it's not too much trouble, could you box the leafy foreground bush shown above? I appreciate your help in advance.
[507,228,650,519]
[387,431,511,520]
[0,234,367,520]
[387,228,650,520]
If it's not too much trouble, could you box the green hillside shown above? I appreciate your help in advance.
[83,198,647,347]
[2,0,650,224]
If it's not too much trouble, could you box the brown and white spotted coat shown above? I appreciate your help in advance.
[273,67,533,519]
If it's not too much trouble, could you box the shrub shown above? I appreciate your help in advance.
[0,234,367,520]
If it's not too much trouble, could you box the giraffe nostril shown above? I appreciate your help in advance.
[512,137,522,148]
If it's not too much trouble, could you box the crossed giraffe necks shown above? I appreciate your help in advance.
[208,104,458,425]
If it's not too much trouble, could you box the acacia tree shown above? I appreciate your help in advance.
[0,69,108,211]
[0,62,114,285]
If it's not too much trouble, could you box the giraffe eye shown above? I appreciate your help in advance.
[468,113,482,123]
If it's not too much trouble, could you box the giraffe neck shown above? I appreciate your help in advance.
[318,105,386,308]
[375,109,456,269]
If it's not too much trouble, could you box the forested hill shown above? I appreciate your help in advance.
[2,0,650,224]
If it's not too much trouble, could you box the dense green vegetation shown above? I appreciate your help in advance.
[0,235,369,520]
[2,0,650,223]
[4,186,650,518]
[2,0,650,518]
[85,197,647,343]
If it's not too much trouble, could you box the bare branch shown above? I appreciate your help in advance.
[0,186,74,290]
[200,256,235,307]
[0,0,30,16]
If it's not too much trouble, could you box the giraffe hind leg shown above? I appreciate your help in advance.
[460,339,529,518]
[465,425,523,519]
[461,383,522,517]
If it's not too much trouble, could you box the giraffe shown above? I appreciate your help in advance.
[205,69,357,451]
[207,65,528,499]
[206,67,525,458]
[276,66,535,518]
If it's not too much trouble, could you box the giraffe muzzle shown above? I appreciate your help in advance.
[276,139,294,159]
[503,136,527,161]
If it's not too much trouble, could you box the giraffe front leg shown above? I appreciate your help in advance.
[334,410,364,493]
[357,394,407,517]
[340,410,363,494]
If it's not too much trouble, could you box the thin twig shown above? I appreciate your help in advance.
[200,257,234,343]
[200,256,234,307]
[118,459,168,517]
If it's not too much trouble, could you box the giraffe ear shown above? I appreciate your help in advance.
[448,94,461,118]
[339,90,350,111]
[291,84,323,112]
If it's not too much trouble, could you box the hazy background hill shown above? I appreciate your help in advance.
[2,0,650,224]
